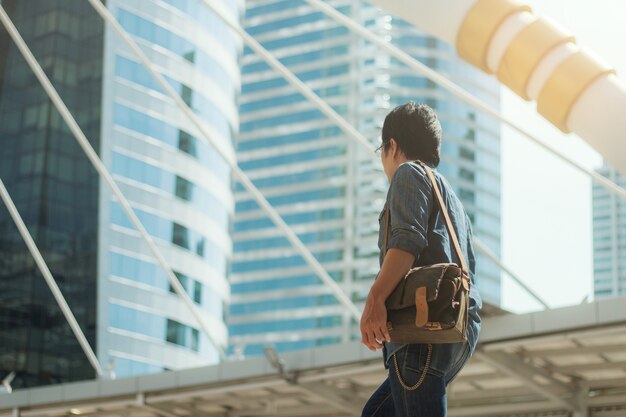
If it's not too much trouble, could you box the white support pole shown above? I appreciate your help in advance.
[0,178,103,377]
[0,4,226,359]
[304,0,626,203]
[86,0,362,322]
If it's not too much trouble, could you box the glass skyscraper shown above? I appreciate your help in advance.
[230,0,501,356]
[593,164,626,298]
[0,0,241,388]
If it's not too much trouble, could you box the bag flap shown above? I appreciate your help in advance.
[385,263,463,310]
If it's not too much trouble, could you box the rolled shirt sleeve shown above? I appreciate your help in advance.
[386,162,433,257]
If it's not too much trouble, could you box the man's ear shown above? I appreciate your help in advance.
[390,138,399,158]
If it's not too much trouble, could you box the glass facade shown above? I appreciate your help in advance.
[592,164,626,298]
[97,0,241,377]
[230,0,501,357]
[0,0,241,387]
[0,0,104,388]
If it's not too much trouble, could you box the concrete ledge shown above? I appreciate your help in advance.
[2,295,626,412]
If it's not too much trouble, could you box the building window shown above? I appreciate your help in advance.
[181,84,193,106]
[177,130,197,156]
[459,168,475,182]
[175,176,193,201]
[459,147,475,162]
[172,223,189,249]
[166,319,200,352]
[193,280,202,304]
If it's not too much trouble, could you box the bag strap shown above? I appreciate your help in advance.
[383,161,469,277]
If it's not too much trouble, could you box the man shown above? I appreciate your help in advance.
[361,102,482,416]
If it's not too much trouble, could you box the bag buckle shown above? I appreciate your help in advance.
[424,322,443,331]
[461,274,470,291]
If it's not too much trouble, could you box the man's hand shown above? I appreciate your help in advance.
[360,249,415,351]
[360,293,391,352]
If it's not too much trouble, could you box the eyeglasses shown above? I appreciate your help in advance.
[375,143,384,154]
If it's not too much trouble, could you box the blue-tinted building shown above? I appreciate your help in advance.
[0,0,242,388]
[230,0,501,356]
[593,164,626,298]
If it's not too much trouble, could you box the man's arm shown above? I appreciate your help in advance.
[360,163,433,351]
[361,248,415,351]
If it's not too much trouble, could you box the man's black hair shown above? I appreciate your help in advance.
[381,101,442,166]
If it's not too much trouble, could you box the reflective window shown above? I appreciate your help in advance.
[245,0,304,18]
[240,85,345,113]
[111,151,229,227]
[231,271,343,294]
[166,319,199,351]
[391,35,434,49]
[237,127,341,152]
[238,146,345,171]
[160,0,239,54]
[247,12,325,36]
[108,304,201,351]
[236,337,341,356]
[233,208,344,232]
[234,228,344,251]
[109,202,227,273]
[389,75,435,89]
[0,0,104,387]
[110,251,168,290]
[110,201,172,241]
[241,64,349,95]
[231,250,343,273]
[242,45,348,74]
[259,27,349,50]
[241,105,346,132]
[230,294,338,315]
[458,188,476,204]
[173,222,205,256]
[113,103,230,184]
[175,175,193,200]
[114,357,163,378]
[236,187,345,213]
[117,9,235,86]
[234,166,346,191]
[231,274,318,294]
[110,251,223,318]
[229,315,341,335]
[115,56,234,138]
[109,303,165,339]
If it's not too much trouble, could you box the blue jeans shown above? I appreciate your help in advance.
[361,342,472,417]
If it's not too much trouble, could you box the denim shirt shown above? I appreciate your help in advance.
[378,161,482,364]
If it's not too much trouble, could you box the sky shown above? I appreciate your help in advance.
[499,0,626,312]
